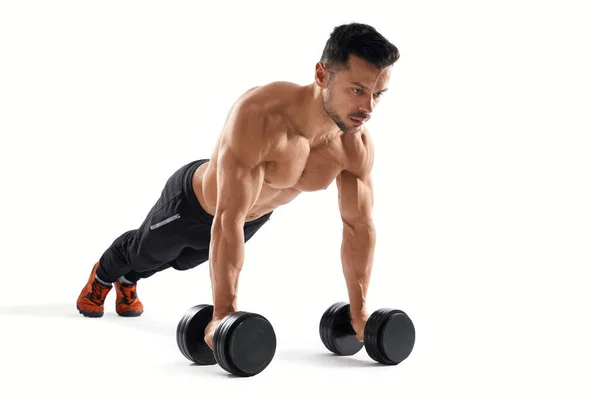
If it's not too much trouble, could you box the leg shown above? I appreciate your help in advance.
[78,194,192,317]
[122,242,209,282]
[77,159,210,317]
[167,210,273,271]
[126,209,273,276]
[96,159,211,282]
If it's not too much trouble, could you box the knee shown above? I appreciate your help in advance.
[128,253,166,273]
[170,259,202,271]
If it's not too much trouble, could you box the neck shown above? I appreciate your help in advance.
[294,83,341,145]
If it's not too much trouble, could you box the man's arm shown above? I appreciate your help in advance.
[209,102,269,319]
[336,134,376,339]
[336,169,376,319]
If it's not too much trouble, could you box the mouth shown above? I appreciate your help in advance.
[349,117,367,126]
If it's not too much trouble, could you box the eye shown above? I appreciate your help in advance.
[352,88,362,94]
[374,92,384,99]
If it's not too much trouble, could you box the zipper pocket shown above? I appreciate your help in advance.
[150,213,181,230]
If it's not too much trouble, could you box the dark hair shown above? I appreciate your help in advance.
[320,23,400,71]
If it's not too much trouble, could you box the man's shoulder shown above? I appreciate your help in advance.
[220,82,302,162]
[229,81,303,133]
[238,81,303,109]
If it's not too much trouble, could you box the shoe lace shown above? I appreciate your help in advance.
[91,281,108,304]
[119,284,137,305]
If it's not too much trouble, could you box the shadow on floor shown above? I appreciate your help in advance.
[0,303,174,338]
[275,348,389,368]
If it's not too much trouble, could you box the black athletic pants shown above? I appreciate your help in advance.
[95,159,272,283]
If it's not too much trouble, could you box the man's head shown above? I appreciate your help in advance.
[315,23,400,134]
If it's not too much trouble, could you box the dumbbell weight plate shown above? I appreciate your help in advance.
[176,304,217,365]
[364,308,415,365]
[176,305,197,362]
[213,311,277,377]
[319,302,364,356]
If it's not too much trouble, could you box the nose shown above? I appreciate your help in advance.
[359,97,374,114]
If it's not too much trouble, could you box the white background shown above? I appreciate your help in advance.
[1,0,599,398]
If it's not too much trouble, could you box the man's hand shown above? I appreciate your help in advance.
[350,309,370,342]
[204,316,225,350]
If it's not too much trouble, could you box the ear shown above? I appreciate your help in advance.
[314,62,328,88]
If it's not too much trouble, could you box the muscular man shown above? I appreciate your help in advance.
[76,22,400,350]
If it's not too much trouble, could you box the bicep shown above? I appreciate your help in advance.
[337,129,375,225]
[215,147,264,225]
[336,169,374,226]
[214,102,269,225]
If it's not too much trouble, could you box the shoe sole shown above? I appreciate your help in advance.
[77,305,103,318]
[76,305,142,317]
[117,310,143,317]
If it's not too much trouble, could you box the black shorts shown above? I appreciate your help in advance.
[96,159,272,283]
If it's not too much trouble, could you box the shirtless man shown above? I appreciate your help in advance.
[76,22,400,350]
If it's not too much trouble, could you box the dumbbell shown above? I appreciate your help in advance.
[176,304,277,377]
[319,302,415,365]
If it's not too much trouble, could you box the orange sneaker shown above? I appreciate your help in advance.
[115,280,144,317]
[77,261,112,317]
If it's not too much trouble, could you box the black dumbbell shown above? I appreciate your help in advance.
[176,304,277,377]
[319,302,416,365]
[319,302,365,356]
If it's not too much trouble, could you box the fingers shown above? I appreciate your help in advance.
[204,320,217,350]
[204,333,213,350]
[204,317,223,350]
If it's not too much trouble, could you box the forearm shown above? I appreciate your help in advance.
[209,217,245,317]
[341,220,376,314]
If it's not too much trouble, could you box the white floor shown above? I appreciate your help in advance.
[0,300,422,399]
[1,228,599,399]
[1,287,598,400]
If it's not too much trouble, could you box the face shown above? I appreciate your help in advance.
[318,54,392,134]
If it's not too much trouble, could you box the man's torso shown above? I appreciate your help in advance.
[191,82,370,221]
